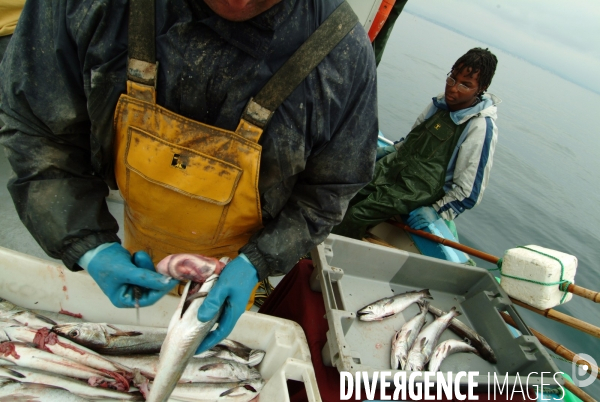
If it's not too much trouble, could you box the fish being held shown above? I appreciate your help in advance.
[194,339,265,367]
[405,307,460,371]
[107,354,262,383]
[391,301,429,370]
[427,339,479,373]
[357,289,433,321]
[53,322,167,355]
[156,254,226,283]
[146,274,222,402]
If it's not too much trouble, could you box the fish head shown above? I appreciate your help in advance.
[53,323,107,346]
[406,352,425,372]
[357,304,387,321]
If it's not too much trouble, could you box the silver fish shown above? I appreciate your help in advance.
[0,299,57,329]
[31,309,85,324]
[165,378,265,402]
[426,304,497,363]
[0,321,20,343]
[427,339,479,373]
[53,322,167,355]
[0,380,90,402]
[405,307,460,371]
[107,354,262,383]
[0,366,142,400]
[0,341,111,381]
[391,301,429,370]
[357,289,433,321]
[4,326,132,373]
[146,275,222,402]
[194,339,265,367]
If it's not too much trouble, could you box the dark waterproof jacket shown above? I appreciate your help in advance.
[0,0,378,280]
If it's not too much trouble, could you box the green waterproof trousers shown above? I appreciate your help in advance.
[332,108,467,239]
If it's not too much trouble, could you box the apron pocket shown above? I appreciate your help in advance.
[413,118,455,159]
[123,126,242,243]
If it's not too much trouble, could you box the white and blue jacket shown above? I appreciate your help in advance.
[398,93,501,220]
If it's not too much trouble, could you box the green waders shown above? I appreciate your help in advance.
[332,109,468,239]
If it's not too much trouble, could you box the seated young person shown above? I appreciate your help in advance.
[333,47,500,239]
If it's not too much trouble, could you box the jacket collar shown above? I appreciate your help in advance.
[432,93,501,124]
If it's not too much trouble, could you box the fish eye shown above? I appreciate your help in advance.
[69,329,79,337]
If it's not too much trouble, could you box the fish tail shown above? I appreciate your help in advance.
[421,289,434,300]
[449,306,462,317]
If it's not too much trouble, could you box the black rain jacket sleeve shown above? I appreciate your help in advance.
[0,0,378,279]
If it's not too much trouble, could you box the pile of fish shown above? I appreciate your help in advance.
[0,254,267,401]
[357,289,497,372]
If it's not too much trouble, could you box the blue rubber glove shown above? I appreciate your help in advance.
[406,206,440,230]
[195,254,259,354]
[375,145,396,161]
[81,243,178,308]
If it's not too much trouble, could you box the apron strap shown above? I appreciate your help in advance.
[127,0,157,87]
[240,1,359,130]
[124,0,358,137]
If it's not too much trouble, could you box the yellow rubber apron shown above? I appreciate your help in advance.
[112,0,358,302]
[114,81,263,263]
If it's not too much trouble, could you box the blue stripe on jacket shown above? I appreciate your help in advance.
[438,116,494,215]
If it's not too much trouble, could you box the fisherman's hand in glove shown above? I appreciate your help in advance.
[79,243,178,308]
[376,145,396,161]
[406,206,440,230]
[195,254,259,354]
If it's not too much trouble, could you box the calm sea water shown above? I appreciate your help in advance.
[378,13,600,396]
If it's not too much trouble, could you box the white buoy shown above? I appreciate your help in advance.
[500,245,577,310]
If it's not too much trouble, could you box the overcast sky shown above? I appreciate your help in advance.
[403,0,600,94]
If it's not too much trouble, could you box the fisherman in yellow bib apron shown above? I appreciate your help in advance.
[0,0,378,352]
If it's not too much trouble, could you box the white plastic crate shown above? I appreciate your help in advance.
[0,246,321,402]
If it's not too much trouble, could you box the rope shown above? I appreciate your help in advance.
[487,246,571,303]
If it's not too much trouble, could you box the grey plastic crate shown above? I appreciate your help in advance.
[309,234,562,390]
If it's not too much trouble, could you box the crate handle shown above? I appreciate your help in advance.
[284,358,321,402]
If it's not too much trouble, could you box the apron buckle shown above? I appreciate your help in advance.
[171,154,187,170]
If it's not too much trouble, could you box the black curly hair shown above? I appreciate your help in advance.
[451,47,498,94]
